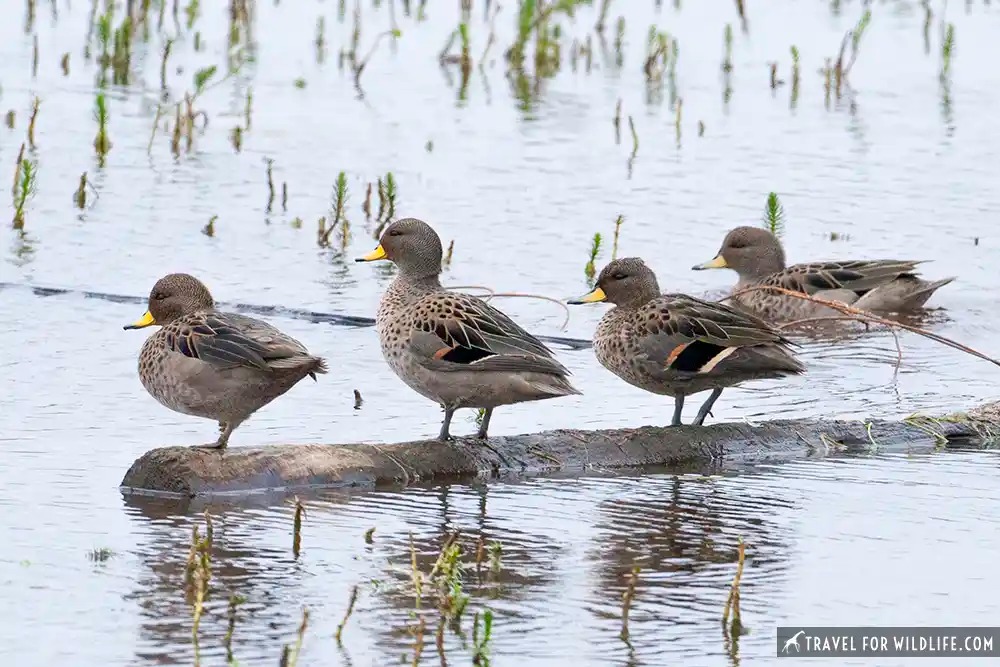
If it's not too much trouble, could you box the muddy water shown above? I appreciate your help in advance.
[2,0,1000,665]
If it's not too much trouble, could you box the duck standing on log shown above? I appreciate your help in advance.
[124,273,327,449]
[693,226,954,322]
[569,257,804,426]
[356,218,581,441]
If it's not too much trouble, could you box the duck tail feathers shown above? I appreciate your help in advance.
[268,354,328,380]
[307,356,329,381]
[902,276,955,309]
[528,375,583,398]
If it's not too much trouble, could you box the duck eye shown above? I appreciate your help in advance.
[152,292,166,300]
[388,229,403,237]
[611,272,627,281]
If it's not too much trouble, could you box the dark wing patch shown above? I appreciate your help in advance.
[423,296,556,359]
[630,293,792,374]
[671,340,728,372]
[437,345,495,365]
[177,336,194,358]
[409,293,569,375]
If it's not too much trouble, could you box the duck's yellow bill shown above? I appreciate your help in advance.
[124,310,156,330]
[355,244,387,262]
[692,254,728,270]
[568,287,607,304]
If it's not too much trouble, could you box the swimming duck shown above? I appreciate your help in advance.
[355,218,580,440]
[693,226,954,322]
[124,273,327,449]
[569,257,803,426]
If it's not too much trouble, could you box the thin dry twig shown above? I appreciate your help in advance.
[446,285,571,330]
[777,315,903,380]
[777,315,870,330]
[728,285,1000,368]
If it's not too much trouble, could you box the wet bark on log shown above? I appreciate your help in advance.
[120,407,997,497]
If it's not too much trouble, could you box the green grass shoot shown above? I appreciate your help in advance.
[184,0,200,30]
[13,158,38,229]
[111,15,134,84]
[762,192,785,238]
[585,232,602,283]
[93,93,111,159]
[459,22,471,57]
[472,608,494,664]
[383,172,396,221]
[193,65,217,95]
[941,23,955,78]
[722,24,733,72]
[74,172,88,209]
[516,0,536,48]
[96,8,113,63]
[333,171,349,223]
[852,10,872,56]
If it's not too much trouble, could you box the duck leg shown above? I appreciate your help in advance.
[193,421,234,449]
[476,408,494,439]
[692,388,723,426]
[438,407,456,441]
[671,395,685,426]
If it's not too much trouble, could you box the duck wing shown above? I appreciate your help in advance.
[406,293,569,376]
[166,312,309,372]
[768,260,923,296]
[632,293,797,374]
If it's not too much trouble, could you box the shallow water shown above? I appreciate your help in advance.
[3,0,1000,664]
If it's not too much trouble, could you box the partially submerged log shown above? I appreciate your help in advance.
[121,405,998,497]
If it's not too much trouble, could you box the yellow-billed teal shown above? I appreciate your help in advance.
[124,273,327,449]
[570,257,804,426]
[693,226,954,321]
[355,218,580,441]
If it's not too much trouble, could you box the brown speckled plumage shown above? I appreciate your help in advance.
[694,226,954,322]
[357,218,580,441]
[570,258,803,426]
[125,273,327,449]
